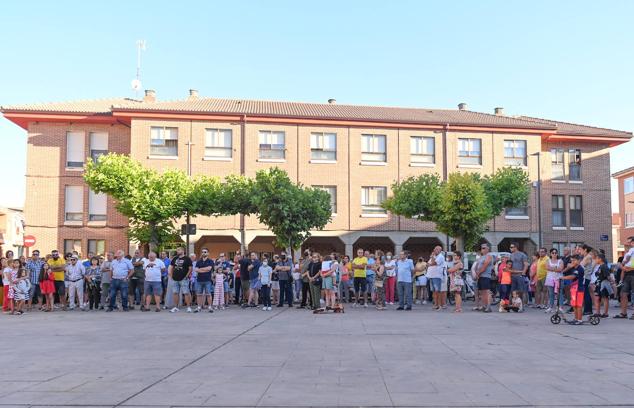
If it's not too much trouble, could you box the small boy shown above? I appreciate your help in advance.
[561,254,585,325]
[499,259,512,312]
[510,290,523,312]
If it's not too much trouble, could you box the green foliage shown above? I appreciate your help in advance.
[383,174,442,221]
[384,167,530,251]
[251,168,332,253]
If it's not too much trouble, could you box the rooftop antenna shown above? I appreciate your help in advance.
[131,39,146,97]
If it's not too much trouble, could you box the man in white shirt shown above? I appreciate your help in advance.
[143,252,166,312]
[616,236,634,319]
[66,255,86,311]
[427,245,446,310]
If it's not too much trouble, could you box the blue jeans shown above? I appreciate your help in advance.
[366,274,375,296]
[397,281,413,308]
[109,278,129,310]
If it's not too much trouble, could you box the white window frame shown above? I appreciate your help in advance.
[569,195,583,227]
[313,185,337,214]
[505,206,529,219]
[310,132,337,161]
[66,131,85,169]
[88,190,107,222]
[457,138,482,165]
[552,195,566,227]
[361,134,386,163]
[204,128,233,159]
[551,148,565,181]
[625,177,634,195]
[410,136,435,164]
[89,132,108,163]
[258,130,286,160]
[64,186,83,222]
[87,239,106,256]
[150,126,178,157]
[361,186,387,215]
[503,140,527,166]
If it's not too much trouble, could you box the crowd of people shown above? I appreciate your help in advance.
[1,235,633,325]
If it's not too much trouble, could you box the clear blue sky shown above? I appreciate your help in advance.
[1,0,632,209]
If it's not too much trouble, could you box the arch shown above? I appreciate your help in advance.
[194,235,240,259]
[301,236,345,257]
[403,236,444,260]
[352,236,395,255]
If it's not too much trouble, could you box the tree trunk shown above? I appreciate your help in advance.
[454,236,465,253]
[149,222,159,253]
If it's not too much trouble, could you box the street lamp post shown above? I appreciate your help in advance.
[186,140,195,256]
[531,152,542,249]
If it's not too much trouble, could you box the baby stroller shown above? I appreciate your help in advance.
[550,279,600,326]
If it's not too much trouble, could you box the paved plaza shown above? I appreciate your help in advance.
[1,305,633,408]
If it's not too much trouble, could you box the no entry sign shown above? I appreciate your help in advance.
[23,235,36,247]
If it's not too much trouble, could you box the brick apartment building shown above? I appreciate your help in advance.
[1,91,631,260]
[613,166,634,258]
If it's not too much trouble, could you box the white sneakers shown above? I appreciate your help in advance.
[186,307,192,313]
[170,307,179,313]
[262,306,272,311]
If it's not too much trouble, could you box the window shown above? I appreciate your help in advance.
[258,130,285,160]
[150,127,178,156]
[505,206,528,217]
[569,195,583,227]
[457,138,481,165]
[88,239,105,256]
[88,190,107,221]
[361,134,386,162]
[361,186,387,214]
[89,132,108,162]
[66,131,85,168]
[552,242,566,255]
[550,149,565,181]
[410,136,435,164]
[313,185,337,214]
[310,132,336,161]
[504,140,527,166]
[625,213,634,228]
[568,149,582,181]
[205,129,232,158]
[552,195,565,227]
[569,242,584,252]
[624,176,634,195]
[65,186,83,222]
[64,239,82,255]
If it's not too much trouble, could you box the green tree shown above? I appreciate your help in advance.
[251,168,332,259]
[84,153,194,251]
[383,168,530,251]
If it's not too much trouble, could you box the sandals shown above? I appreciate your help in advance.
[613,313,628,319]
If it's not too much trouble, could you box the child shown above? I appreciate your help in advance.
[13,266,31,315]
[2,257,12,314]
[259,259,272,311]
[39,263,55,312]
[592,253,611,318]
[498,259,512,312]
[3,259,20,314]
[374,259,386,310]
[561,254,585,325]
[212,265,226,310]
[448,252,464,313]
[509,290,523,312]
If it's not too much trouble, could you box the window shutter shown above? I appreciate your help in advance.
[90,132,108,151]
[65,186,83,214]
[66,132,85,166]
[89,190,107,216]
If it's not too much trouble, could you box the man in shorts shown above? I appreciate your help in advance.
[615,235,634,319]
[142,251,165,312]
[352,249,368,307]
[47,250,67,310]
[194,248,214,312]
[427,245,446,310]
[509,242,528,299]
[169,247,193,313]
[475,243,493,313]
[535,248,549,308]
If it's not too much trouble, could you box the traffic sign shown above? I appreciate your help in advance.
[23,235,36,247]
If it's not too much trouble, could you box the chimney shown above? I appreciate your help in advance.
[494,107,504,115]
[189,89,199,100]
[143,89,156,103]
[328,98,336,104]
[458,102,468,111]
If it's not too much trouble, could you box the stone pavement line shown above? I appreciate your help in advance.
[363,317,396,407]
[114,308,288,407]
[433,332,530,406]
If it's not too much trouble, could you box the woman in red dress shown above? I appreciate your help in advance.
[39,263,55,312]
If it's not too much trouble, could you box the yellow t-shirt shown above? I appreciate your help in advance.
[352,257,368,278]
[48,258,66,281]
[536,256,548,281]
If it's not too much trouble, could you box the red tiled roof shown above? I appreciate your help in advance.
[112,97,556,130]
[519,116,632,138]
[0,98,142,115]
